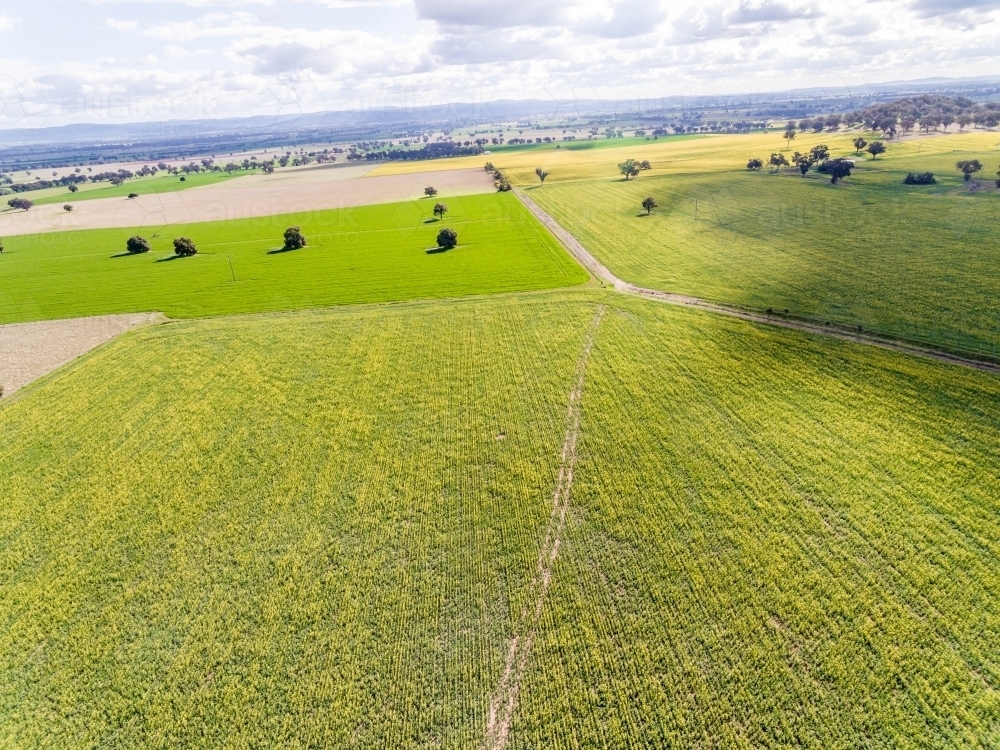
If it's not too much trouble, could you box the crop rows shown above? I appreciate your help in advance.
[0,293,600,748]
[3,289,1000,747]
[511,297,1000,748]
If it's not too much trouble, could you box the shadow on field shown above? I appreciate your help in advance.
[426,246,450,254]
[155,255,184,263]
[266,246,299,255]
[422,218,440,224]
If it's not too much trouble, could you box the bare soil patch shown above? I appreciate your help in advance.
[0,166,495,237]
[0,313,165,397]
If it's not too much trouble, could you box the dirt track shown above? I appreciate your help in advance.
[0,313,165,397]
[0,166,494,237]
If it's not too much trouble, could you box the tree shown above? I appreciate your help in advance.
[956,159,983,181]
[173,237,197,257]
[433,202,448,220]
[783,126,796,146]
[809,144,829,162]
[283,226,307,250]
[8,198,33,211]
[768,153,789,171]
[746,158,764,171]
[68,184,79,193]
[853,137,867,154]
[792,152,812,176]
[822,158,853,184]
[641,196,657,215]
[535,167,550,184]
[639,160,652,170]
[127,236,151,254]
[128,193,139,199]
[866,141,886,159]
[63,204,73,212]
[904,172,936,185]
[436,227,458,249]
[618,159,640,179]
[424,186,438,197]
[0,239,3,254]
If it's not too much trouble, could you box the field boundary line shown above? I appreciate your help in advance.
[515,189,1000,375]
[484,305,604,750]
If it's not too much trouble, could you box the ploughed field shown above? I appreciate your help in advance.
[2,290,999,748]
[486,130,1000,358]
[0,192,585,323]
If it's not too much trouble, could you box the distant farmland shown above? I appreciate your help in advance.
[2,290,999,748]
[0,192,586,323]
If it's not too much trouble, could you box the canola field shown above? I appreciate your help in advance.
[0,192,586,323]
[2,289,998,748]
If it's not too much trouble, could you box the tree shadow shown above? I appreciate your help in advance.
[155,255,184,263]
[635,212,652,218]
[423,217,441,224]
[426,246,451,254]
[266,246,298,255]
[111,251,146,258]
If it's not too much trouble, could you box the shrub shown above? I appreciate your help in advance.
[436,228,458,249]
[127,236,151,254]
[128,193,139,199]
[903,172,936,185]
[179,176,186,182]
[639,160,652,170]
[173,237,197,257]
[746,158,764,171]
[63,204,73,212]
[283,226,307,250]
[8,197,33,211]
[68,184,79,193]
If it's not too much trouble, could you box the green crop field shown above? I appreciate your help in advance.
[0,192,586,323]
[516,130,1000,357]
[12,171,243,207]
[3,290,999,748]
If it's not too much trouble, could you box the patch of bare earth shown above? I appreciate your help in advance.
[0,166,495,237]
[0,313,165,397]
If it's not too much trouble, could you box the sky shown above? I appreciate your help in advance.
[0,0,999,127]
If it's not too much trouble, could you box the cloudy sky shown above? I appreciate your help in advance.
[0,0,998,127]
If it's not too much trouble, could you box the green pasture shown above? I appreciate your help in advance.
[2,290,999,747]
[8,171,243,207]
[525,133,1000,356]
[0,192,586,323]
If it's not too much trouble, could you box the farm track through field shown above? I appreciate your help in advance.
[516,190,1000,375]
[484,305,605,750]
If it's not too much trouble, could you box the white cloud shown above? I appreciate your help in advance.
[0,13,16,31]
[2,0,1000,127]
[106,18,140,32]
